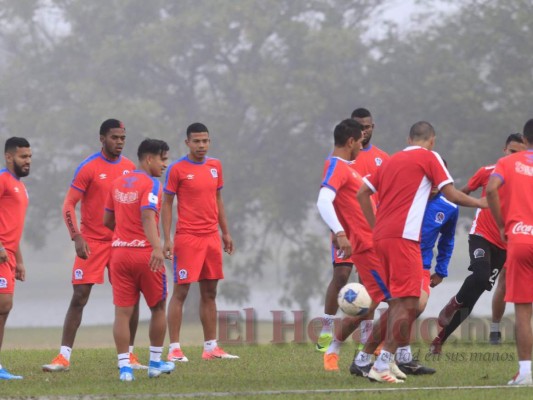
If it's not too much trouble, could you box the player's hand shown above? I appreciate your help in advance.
[0,248,7,264]
[149,247,165,272]
[331,234,340,249]
[336,234,352,259]
[73,235,90,260]
[222,233,234,255]
[163,240,173,260]
[430,273,443,288]
[15,263,26,281]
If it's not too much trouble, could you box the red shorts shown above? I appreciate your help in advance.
[331,242,355,266]
[173,232,223,284]
[72,240,111,285]
[351,249,388,303]
[505,242,533,303]
[374,238,423,298]
[422,269,431,295]
[0,251,16,294]
[110,247,167,308]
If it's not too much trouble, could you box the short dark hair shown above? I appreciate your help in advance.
[5,137,30,153]
[522,119,533,142]
[186,122,209,138]
[100,119,125,136]
[334,119,362,146]
[409,121,435,141]
[137,139,169,160]
[505,133,524,147]
[351,108,372,119]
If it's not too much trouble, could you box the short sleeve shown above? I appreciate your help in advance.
[164,164,179,195]
[321,159,347,193]
[429,151,453,189]
[466,167,485,192]
[217,160,224,190]
[141,178,160,211]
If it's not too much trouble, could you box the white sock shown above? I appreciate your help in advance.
[490,322,500,333]
[321,314,335,334]
[326,338,342,355]
[519,360,532,376]
[0,364,3,369]
[117,353,130,368]
[129,346,134,354]
[395,345,412,364]
[169,342,181,352]
[355,351,372,366]
[204,340,217,352]
[360,320,373,344]
[374,350,393,371]
[150,346,163,363]
[60,346,72,361]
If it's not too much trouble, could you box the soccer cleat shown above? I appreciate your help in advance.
[368,366,404,383]
[316,333,333,352]
[429,336,443,355]
[0,368,23,380]
[508,372,533,385]
[42,354,70,372]
[167,348,189,362]
[324,353,339,371]
[489,331,502,345]
[202,347,239,360]
[389,362,407,380]
[398,360,436,375]
[438,296,462,327]
[129,353,148,370]
[148,361,175,378]
[119,366,134,382]
[350,362,372,377]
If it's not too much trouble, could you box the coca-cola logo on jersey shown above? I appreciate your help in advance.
[511,222,533,236]
[112,238,147,247]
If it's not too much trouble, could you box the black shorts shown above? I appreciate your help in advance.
[467,234,507,290]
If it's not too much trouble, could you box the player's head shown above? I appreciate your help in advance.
[137,139,169,178]
[524,119,533,148]
[99,119,126,159]
[351,108,374,147]
[334,119,363,161]
[408,121,436,150]
[185,122,210,162]
[4,137,32,178]
[503,133,525,155]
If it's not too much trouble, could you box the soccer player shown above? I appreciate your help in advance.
[0,137,31,380]
[316,108,389,353]
[163,122,237,361]
[104,138,175,381]
[430,133,526,353]
[43,119,143,372]
[316,119,390,373]
[486,119,533,385]
[357,121,485,383]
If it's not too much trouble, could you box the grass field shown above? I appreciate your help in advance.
[1,324,533,399]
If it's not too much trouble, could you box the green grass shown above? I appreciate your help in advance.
[1,341,532,399]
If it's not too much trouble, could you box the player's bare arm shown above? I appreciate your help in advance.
[440,184,487,209]
[103,209,116,231]
[0,240,7,263]
[14,245,25,281]
[141,208,165,271]
[161,192,175,260]
[62,187,91,259]
[357,183,375,228]
[485,175,506,243]
[216,190,234,255]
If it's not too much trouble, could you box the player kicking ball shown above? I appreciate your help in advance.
[103,139,175,381]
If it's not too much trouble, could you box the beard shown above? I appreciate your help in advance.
[14,162,30,177]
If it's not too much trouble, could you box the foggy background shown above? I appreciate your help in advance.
[1,0,531,328]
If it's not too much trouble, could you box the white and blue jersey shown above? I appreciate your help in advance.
[420,193,459,277]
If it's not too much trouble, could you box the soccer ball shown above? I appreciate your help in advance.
[337,282,371,317]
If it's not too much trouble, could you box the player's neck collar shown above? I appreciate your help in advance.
[185,154,207,165]
[361,144,372,152]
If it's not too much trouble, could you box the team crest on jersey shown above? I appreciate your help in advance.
[74,269,83,280]
[473,248,485,259]
[123,170,131,175]
[0,278,7,288]
[178,269,188,280]
[375,158,383,166]
[210,168,218,178]
[435,212,445,223]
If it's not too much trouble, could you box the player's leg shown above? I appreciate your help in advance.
[114,305,135,381]
[127,300,148,369]
[167,282,190,361]
[0,286,21,380]
[317,262,352,352]
[490,268,506,344]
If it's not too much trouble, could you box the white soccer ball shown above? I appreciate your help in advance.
[338,282,371,317]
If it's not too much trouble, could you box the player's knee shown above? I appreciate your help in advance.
[469,260,493,289]
[0,298,13,315]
